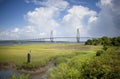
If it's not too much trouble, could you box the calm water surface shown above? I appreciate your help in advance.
[0,70,19,79]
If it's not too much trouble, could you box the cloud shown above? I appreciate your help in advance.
[25,0,69,10]
[88,0,120,37]
[0,0,120,40]
[0,0,69,40]
[58,5,97,37]
[88,16,97,24]
[111,0,120,30]
[26,7,59,32]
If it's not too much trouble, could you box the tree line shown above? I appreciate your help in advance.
[85,36,120,46]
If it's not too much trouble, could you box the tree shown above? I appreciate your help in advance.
[85,39,92,45]
[101,36,112,45]
[112,36,120,46]
[85,36,120,46]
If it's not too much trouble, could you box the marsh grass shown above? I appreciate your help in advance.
[10,74,29,79]
[0,43,102,69]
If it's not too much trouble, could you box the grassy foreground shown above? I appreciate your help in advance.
[0,43,120,79]
[0,43,102,69]
[48,46,120,79]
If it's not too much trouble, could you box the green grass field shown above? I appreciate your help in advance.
[0,43,102,68]
[0,43,120,79]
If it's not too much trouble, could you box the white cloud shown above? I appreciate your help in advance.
[25,7,60,36]
[42,0,69,10]
[60,5,97,37]
[88,16,97,24]
[88,0,120,37]
[0,0,120,40]
[12,28,19,33]
[100,0,112,6]
[25,0,69,10]
[0,0,98,40]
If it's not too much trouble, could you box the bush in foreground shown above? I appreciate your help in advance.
[81,60,113,79]
[96,50,104,56]
[49,47,120,79]
[49,63,80,79]
[81,47,120,79]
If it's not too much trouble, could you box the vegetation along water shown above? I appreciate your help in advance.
[0,36,120,79]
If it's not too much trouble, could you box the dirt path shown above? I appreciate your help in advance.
[29,60,55,79]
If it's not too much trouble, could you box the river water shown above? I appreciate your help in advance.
[0,61,55,79]
[0,69,19,79]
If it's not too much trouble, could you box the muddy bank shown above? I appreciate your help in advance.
[0,63,16,70]
[0,60,55,79]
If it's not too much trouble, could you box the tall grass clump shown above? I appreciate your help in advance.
[48,63,80,79]
[10,74,29,79]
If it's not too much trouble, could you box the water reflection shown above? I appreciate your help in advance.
[0,70,19,79]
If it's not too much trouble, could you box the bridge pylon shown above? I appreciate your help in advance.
[76,28,80,43]
[50,30,54,42]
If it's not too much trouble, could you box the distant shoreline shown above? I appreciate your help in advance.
[0,41,85,46]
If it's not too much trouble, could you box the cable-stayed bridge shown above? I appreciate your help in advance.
[0,36,95,45]
[19,29,92,43]
[0,29,99,44]
[25,36,92,42]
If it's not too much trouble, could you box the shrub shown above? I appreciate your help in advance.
[81,60,113,79]
[48,63,80,79]
[81,47,120,79]
[85,39,92,45]
[96,50,104,56]
[103,45,108,51]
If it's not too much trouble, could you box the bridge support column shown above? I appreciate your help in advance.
[76,28,80,43]
[50,30,54,42]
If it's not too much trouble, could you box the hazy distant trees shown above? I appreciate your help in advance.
[111,36,120,46]
[85,36,120,46]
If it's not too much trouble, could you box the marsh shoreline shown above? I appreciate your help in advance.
[0,59,55,79]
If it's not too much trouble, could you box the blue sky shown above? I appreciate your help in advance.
[0,0,39,29]
[66,0,100,11]
[0,0,120,40]
[0,0,99,29]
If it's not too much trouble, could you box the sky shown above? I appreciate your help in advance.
[0,0,120,40]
